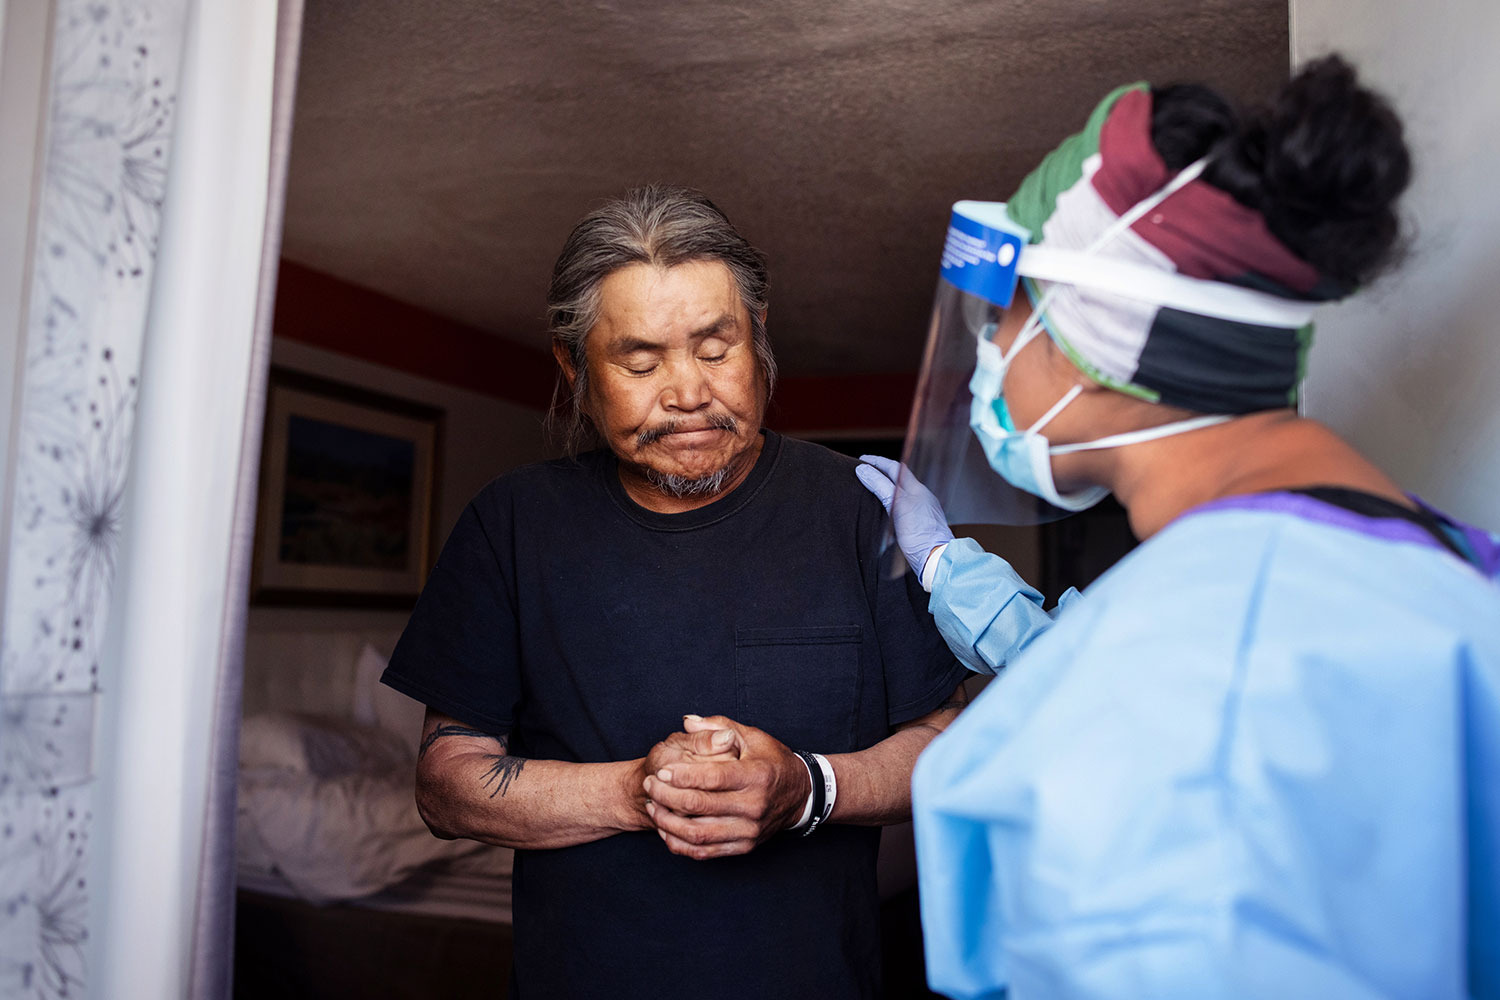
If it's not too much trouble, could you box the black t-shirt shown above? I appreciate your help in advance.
[382,430,965,999]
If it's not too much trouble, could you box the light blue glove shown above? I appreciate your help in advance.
[856,455,955,581]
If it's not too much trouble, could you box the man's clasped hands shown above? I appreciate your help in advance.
[634,714,812,860]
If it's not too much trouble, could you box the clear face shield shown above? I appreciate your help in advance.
[895,177,1322,534]
[897,201,1077,528]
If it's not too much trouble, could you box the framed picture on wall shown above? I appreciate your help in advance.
[251,368,443,607]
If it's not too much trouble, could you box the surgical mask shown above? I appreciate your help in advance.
[963,157,1232,507]
[968,310,1229,510]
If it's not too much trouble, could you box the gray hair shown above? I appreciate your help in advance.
[545,185,777,454]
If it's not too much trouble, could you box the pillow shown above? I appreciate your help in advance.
[239,712,413,777]
[240,712,314,771]
[351,642,385,727]
[352,642,428,741]
[298,715,411,776]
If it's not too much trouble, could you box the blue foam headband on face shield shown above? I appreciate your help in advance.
[940,202,1030,309]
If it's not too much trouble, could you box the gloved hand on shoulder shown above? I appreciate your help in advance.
[855,455,954,585]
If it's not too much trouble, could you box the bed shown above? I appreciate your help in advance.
[234,629,514,998]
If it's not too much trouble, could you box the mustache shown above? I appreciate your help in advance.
[635,413,738,447]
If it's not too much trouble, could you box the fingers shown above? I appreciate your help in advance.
[858,454,901,479]
[659,728,739,759]
[855,463,895,510]
[645,772,750,819]
[675,721,743,757]
[642,741,691,782]
[657,826,756,860]
[654,758,755,793]
[652,734,694,758]
[647,801,758,847]
[862,454,944,509]
[642,744,783,858]
[681,713,742,733]
[648,730,736,781]
[646,801,758,860]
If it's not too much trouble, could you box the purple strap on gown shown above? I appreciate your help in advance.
[1184,491,1500,579]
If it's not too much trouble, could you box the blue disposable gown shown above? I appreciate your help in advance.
[913,495,1500,1000]
[927,537,1080,675]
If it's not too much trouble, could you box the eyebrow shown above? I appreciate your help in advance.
[607,315,738,355]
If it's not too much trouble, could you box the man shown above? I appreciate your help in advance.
[381,186,966,999]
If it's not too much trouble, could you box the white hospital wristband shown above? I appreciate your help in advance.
[810,753,836,830]
[920,542,949,591]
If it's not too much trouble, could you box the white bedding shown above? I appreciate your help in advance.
[236,710,513,906]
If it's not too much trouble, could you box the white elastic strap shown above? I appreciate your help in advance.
[811,753,836,824]
[1018,247,1319,328]
[1025,383,1085,436]
[1050,413,1231,455]
[1003,284,1058,366]
[1085,156,1209,254]
[920,542,949,592]
[790,754,815,831]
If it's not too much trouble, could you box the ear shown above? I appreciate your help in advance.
[552,339,578,391]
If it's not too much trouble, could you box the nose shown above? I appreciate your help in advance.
[660,355,712,412]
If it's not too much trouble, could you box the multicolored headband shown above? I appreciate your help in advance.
[1005,84,1340,414]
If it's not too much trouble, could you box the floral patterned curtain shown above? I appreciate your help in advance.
[0,2,294,996]
[0,4,190,995]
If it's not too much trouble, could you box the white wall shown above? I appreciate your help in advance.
[1293,0,1500,528]
[246,338,552,647]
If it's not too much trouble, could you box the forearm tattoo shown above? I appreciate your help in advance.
[479,752,526,798]
[418,723,528,798]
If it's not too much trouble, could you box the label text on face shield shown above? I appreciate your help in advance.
[941,210,1025,308]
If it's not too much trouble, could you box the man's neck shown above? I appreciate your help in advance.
[618,433,766,514]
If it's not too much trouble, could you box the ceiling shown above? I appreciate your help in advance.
[280,0,1289,378]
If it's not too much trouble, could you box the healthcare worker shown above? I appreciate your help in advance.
[856,56,1500,1000]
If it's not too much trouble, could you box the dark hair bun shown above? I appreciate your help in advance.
[1152,55,1412,289]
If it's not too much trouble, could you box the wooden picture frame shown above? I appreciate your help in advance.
[251,368,442,607]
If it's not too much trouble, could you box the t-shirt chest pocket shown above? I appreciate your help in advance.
[734,625,862,754]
